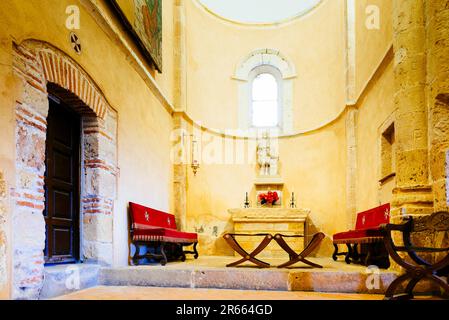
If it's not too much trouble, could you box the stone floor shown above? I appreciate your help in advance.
[99,256,399,294]
[48,256,444,300]
[55,286,385,300]
[108,255,396,272]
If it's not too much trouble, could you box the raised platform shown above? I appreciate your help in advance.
[99,256,400,294]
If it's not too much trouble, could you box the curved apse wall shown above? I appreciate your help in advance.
[196,0,322,25]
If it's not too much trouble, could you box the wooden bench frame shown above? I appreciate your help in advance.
[381,211,449,300]
[132,240,198,266]
[129,202,199,266]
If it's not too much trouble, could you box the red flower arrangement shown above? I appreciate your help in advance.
[258,191,280,206]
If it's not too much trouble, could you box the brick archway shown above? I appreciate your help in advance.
[12,40,117,299]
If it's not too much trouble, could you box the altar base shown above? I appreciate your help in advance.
[228,208,310,259]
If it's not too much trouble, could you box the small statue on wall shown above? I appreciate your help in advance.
[257,132,279,177]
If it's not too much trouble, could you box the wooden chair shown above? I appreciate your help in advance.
[381,211,449,300]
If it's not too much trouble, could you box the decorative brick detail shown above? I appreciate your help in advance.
[39,49,107,118]
[12,40,118,299]
[0,171,8,291]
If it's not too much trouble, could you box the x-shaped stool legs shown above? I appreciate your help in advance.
[274,233,325,269]
[224,234,273,268]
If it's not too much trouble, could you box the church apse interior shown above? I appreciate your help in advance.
[0,0,448,301]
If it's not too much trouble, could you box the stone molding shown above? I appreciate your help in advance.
[229,208,309,221]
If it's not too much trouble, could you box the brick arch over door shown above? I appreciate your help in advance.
[12,40,117,299]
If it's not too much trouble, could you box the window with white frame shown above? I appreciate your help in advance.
[234,49,296,134]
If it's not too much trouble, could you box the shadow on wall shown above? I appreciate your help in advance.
[214,220,235,256]
[194,219,235,256]
[307,218,333,257]
[185,211,235,256]
[436,94,449,105]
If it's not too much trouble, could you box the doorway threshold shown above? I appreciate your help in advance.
[40,263,101,299]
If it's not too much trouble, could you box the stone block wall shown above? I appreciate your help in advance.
[427,0,449,212]
[426,0,449,261]
[391,0,433,219]
[11,40,117,299]
[12,43,49,299]
[392,0,449,215]
[390,0,449,269]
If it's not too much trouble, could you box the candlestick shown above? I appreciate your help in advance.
[290,192,296,208]
[244,192,250,208]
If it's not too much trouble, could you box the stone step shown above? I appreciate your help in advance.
[40,263,101,299]
[48,257,442,297]
[99,267,403,294]
[100,267,291,291]
[98,256,404,294]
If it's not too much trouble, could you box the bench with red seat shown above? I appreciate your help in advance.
[129,202,199,265]
[332,203,391,268]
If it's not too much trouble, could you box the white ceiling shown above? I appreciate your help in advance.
[197,0,322,24]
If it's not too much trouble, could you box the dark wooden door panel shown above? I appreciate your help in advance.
[53,190,72,219]
[44,97,80,264]
[53,151,72,182]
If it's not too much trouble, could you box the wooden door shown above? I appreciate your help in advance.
[44,97,81,264]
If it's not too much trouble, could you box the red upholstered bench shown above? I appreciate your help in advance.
[129,202,199,266]
[332,203,391,268]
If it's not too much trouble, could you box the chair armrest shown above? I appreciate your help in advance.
[380,217,412,233]
[380,223,405,233]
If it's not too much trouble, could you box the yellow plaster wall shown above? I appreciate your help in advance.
[185,117,348,257]
[184,0,347,132]
[355,53,396,213]
[354,0,393,100]
[0,0,176,278]
[182,0,351,256]
[0,33,15,300]
[0,0,399,285]
[155,0,175,103]
[182,0,395,257]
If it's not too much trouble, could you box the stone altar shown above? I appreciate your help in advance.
[229,208,310,259]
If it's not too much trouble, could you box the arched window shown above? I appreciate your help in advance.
[234,49,296,134]
[251,73,279,127]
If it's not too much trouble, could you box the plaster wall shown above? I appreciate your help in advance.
[0,0,176,297]
[355,54,396,213]
[184,0,347,132]
[354,0,393,100]
[0,0,411,297]
[185,117,348,257]
[182,0,396,256]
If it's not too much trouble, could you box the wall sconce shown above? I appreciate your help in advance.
[191,134,200,176]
